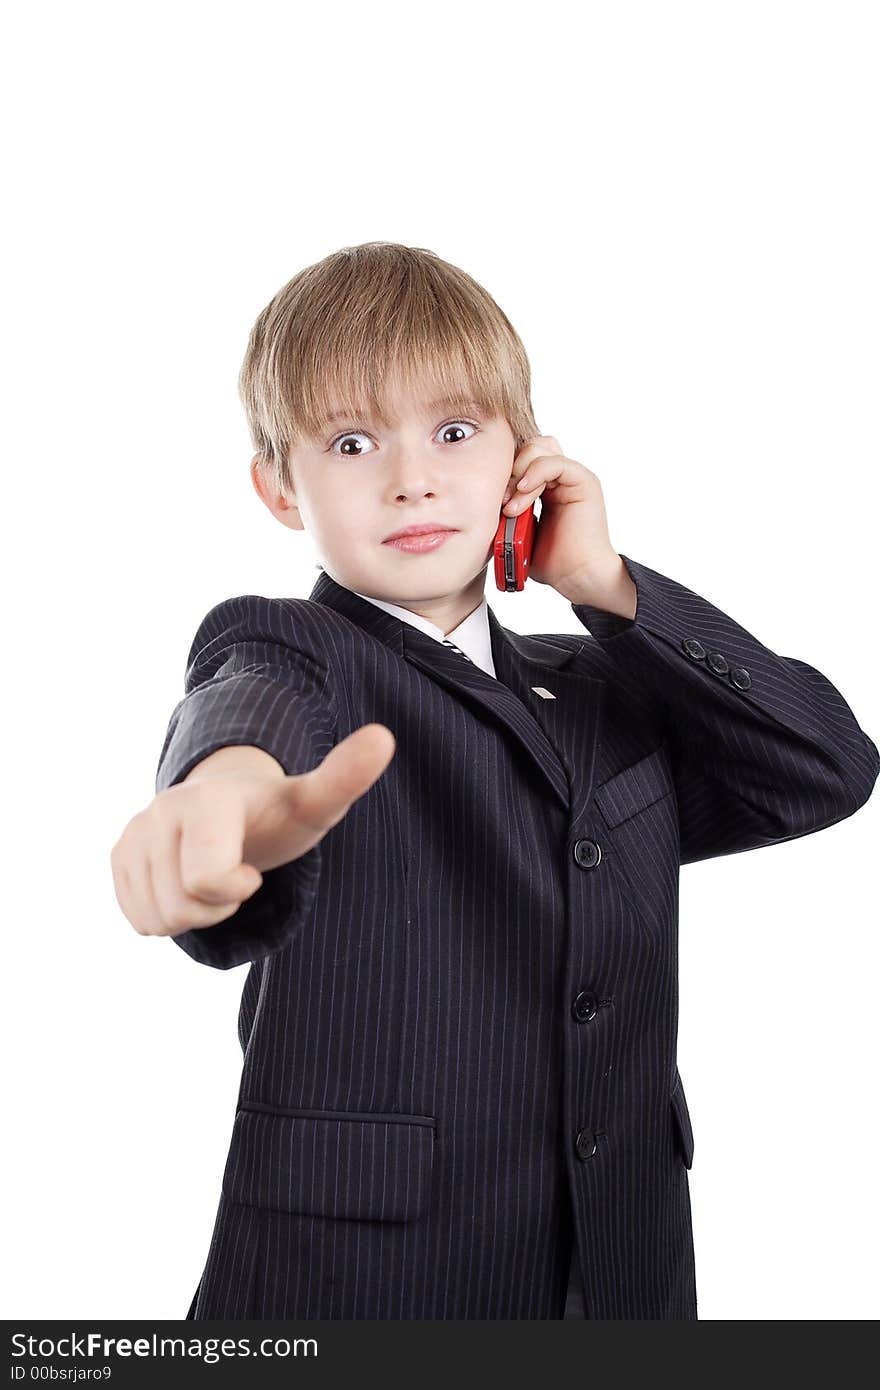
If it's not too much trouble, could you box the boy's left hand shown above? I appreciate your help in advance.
[500,436,624,603]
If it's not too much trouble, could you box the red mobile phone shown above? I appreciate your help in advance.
[493,500,538,591]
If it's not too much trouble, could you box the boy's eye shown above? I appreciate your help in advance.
[328,419,479,457]
[330,430,374,458]
[438,420,478,445]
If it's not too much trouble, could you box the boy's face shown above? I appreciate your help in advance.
[251,374,517,628]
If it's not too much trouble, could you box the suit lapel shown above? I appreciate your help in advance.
[308,569,606,817]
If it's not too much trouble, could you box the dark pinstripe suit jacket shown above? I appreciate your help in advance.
[155,553,878,1320]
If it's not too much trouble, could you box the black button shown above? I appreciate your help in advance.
[729,666,752,690]
[573,839,602,869]
[682,637,706,660]
[706,650,729,674]
[572,990,599,1023]
[575,1128,598,1160]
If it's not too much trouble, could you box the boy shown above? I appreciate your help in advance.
[111,242,879,1320]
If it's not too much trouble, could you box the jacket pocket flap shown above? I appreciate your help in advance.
[669,1075,695,1169]
[222,1103,436,1222]
[595,743,675,829]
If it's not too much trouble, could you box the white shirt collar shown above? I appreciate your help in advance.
[349,588,497,679]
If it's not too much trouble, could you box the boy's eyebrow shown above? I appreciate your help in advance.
[317,396,488,428]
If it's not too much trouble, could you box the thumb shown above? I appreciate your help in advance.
[289,723,397,828]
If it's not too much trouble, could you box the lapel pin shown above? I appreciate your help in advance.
[531,686,557,700]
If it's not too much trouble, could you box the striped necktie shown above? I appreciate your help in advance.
[442,638,475,665]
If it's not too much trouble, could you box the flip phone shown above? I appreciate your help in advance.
[493,499,538,591]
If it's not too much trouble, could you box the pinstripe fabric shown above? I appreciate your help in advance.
[156,553,878,1320]
[350,588,497,675]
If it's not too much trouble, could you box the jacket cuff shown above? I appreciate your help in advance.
[572,552,880,816]
[156,671,334,970]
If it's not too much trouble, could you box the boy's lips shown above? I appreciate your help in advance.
[382,527,459,554]
[383,523,459,542]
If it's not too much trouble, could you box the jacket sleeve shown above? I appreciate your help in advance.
[155,595,338,969]
[572,554,879,865]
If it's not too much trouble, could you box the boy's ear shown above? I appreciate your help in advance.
[249,453,305,531]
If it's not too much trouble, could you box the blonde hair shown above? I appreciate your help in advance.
[238,241,540,498]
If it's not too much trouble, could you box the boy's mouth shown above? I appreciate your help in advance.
[382,525,459,554]
[383,522,459,542]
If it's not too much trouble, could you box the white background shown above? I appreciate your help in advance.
[3,0,877,1321]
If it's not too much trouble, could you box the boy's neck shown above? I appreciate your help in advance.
[363,574,488,638]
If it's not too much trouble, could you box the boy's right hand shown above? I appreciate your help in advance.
[110,723,397,938]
